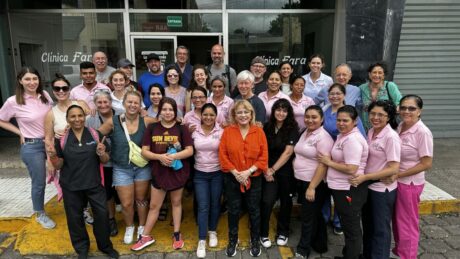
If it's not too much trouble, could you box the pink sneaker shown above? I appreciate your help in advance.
[131,235,155,251]
[172,232,184,250]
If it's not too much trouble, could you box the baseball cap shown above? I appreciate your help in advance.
[251,56,266,66]
[146,53,160,62]
[117,58,135,68]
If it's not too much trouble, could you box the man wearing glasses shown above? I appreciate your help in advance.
[70,61,111,109]
[250,57,268,96]
[138,53,166,107]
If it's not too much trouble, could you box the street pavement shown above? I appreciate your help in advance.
[0,137,459,259]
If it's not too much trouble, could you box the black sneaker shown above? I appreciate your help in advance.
[109,218,118,236]
[249,240,261,257]
[101,248,119,259]
[225,239,238,257]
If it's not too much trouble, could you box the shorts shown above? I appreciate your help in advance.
[113,164,151,186]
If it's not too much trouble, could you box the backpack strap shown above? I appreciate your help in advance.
[225,65,231,89]
[88,127,105,187]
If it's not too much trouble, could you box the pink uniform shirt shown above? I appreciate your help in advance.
[192,124,223,172]
[289,95,315,130]
[0,92,53,138]
[258,91,289,118]
[366,124,401,192]
[207,95,234,122]
[293,126,334,182]
[183,110,226,130]
[327,127,369,190]
[69,82,110,109]
[397,120,433,185]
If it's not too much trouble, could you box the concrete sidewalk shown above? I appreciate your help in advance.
[0,137,459,258]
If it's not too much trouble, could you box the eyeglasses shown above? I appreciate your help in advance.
[167,74,179,78]
[251,64,266,69]
[400,106,418,112]
[369,112,388,118]
[52,86,70,92]
[191,96,206,100]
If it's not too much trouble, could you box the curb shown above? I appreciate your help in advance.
[420,199,460,215]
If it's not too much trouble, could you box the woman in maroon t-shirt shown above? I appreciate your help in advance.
[131,97,193,252]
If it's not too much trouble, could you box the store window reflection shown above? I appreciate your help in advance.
[129,0,221,9]
[228,13,334,75]
[226,0,335,9]
[8,0,124,9]
[9,13,125,87]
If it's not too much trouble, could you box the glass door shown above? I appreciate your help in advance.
[130,36,177,80]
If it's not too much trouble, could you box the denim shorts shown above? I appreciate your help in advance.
[112,164,151,186]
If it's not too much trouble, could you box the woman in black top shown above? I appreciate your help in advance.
[47,105,119,259]
[260,98,299,248]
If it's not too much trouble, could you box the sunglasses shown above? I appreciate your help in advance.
[400,106,418,112]
[52,86,70,92]
[94,89,111,94]
[167,74,179,78]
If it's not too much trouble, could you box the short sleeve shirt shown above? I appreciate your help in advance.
[263,124,299,176]
[302,72,333,100]
[293,126,334,182]
[165,86,187,119]
[366,124,401,192]
[192,124,223,172]
[55,128,106,191]
[0,93,52,138]
[397,120,433,185]
[142,122,193,191]
[258,91,289,118]
[327,127,369,190]
[289,95,315,131]
[207,95,234,122]
[69,82,111,110]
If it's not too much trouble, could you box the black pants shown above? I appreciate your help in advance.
[331,184,368,259]
[296,180,328,257]
[62,185,114,255]
[362,189,396,259]
[260,173,294,237]
[224,174,262,242]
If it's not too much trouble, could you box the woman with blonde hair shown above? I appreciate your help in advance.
[219,99,268,257]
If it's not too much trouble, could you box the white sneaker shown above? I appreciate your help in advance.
[208,231,218,247]
[36,212,56,229]
[137,225,145,240]
[276,235,288,246]
[124,225,135,244]
[196,240,206,258]
[260,237,271,248]
[83,208,94,225]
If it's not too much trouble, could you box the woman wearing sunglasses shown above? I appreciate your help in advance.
[384,95,433,259]
[44,74,93,225]
[164,66,187,119]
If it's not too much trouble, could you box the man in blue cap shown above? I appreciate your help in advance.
[138,53,165,107]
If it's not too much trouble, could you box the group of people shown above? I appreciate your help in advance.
[0,45,433,259]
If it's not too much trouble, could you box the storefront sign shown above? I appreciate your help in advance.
[167,16,182,28]
[261,55,308,66]
[41,52,92,63]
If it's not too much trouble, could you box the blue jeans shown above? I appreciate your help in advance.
[20,140,47,212]
[193,170,223,240]
[322,193,341,228]
[363,189,396,259]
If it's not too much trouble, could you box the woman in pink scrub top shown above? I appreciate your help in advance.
[293,105,334,258]
[318,105,369,259]
[0,67,55,229]
[386,95,433,259]
[349,100,401,259]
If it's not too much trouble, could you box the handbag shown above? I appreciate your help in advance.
[120,114,149,167]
